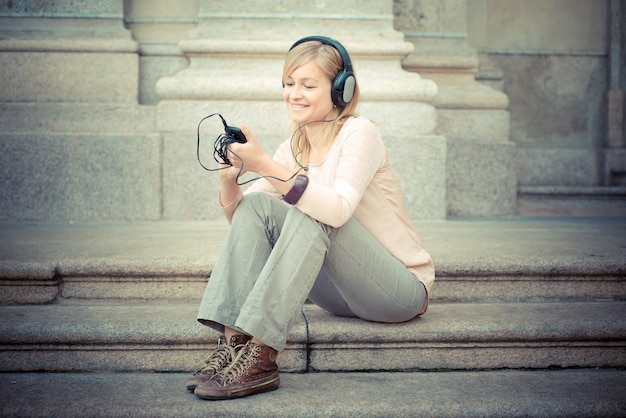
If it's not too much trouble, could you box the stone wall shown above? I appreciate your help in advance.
[0,0,620,222]
[154,0,445,220]
[394,0,516,217]
[467,0,611,187]
[0,0,163,222]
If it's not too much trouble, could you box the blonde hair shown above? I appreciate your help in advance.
[282,40,360,168]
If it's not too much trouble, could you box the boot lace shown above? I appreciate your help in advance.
[194,340,241,375]
[214,343,261,385]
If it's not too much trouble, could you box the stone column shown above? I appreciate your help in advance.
[156,0,446,220]
[604,0,626,185]
[123,0,199,104]
[395,0,516,216]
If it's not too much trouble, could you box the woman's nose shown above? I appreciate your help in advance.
[288,85,302,99]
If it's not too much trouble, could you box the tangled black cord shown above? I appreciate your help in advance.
[196,113,338,185]
[196,113,245,168]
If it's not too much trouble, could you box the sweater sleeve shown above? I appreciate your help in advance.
[296,118,385,228]
[219,118,384,228]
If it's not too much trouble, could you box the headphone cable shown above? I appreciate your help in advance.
[197,113,340,185]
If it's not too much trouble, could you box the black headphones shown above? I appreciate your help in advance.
[288,35,356,107]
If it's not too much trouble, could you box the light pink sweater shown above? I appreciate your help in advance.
[220,116,435,295]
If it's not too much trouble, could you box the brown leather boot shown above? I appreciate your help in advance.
[185,334,250,391]
[194,341,280,400]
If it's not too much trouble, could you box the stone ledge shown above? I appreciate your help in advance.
[0,50,139,102]
[2,268,624,305]
[0,103,156,134]
[433,83,509,109]
[518,186,626,196]
[0,302,307,373]
[305,303,626,370]
[0,38,138,53]
[518,186,626,216]
[437,110,510,141]
[1,219,625,304]
[1,302,624,372]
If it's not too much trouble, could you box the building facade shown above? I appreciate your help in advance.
[0,0,623,221]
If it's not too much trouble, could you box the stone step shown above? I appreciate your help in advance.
[517,186,626,217]
[1,369,625,417]
[2,302,625,373]
[1,219,625,305]
[0,102,156,134]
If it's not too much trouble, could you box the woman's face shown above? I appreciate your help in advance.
[283,59,334,126]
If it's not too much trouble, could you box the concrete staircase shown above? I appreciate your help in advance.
[1,218,625,417]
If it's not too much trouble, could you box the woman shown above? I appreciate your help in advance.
[187,36,435,400]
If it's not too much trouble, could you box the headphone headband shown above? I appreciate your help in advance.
[288,36,356,107]
[289,36,353,73]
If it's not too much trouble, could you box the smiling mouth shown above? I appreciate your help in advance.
[291,104,309,110]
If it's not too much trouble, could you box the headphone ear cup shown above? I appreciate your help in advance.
[332,70,356,107]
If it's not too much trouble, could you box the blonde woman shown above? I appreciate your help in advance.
[188,36,434,400]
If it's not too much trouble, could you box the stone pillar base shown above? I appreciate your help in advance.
[446,139,517,217]
[156,1,446,220]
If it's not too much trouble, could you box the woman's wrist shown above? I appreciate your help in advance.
[219,184,242,208]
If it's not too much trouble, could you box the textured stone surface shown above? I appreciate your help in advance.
[0,303,307,373]
[604,148,626,186]
[0,51,138,102]
[0,216,625,415]
[467,0,607,52]
[1,369,625,417]
[0,0,619,222]
[306,302,626,370]
[394,0,468,34]
[1,301,625,372]
[446,139,517,217]
[0,0,124,15]
[606,90,625,148]
[383,134,447,220]
[516,147,598,187]
[517,186,626,217]
[1,218,625,304]
[487,54,605,185]
[436,109,509,141]
[0,370,626,417]
[466,1,609,194]
[396,0,514,218]
[0,133,161,222]
[138,55,190,105]
[0,103,156,134]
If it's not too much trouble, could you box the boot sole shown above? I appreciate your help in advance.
[186,373,216,392]
[194,373,280,400]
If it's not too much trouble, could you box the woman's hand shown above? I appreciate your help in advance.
[226,124,272,174]
[218,164,242,183]
[223,123,298,197]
